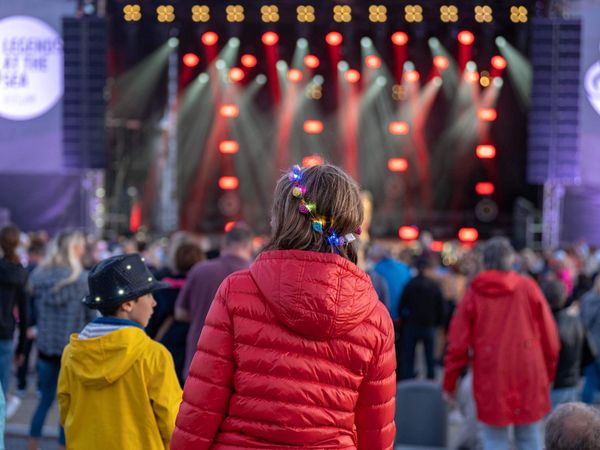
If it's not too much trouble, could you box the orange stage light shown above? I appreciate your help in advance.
[475,182,495,195]
[219,140,239,154]
[478,108,497,121]
[228,67,245,82]
[219,104,239,118]
[365,55,382,69]
[458,227,479,243]
[287,68,303,82]
[491,55,507,70]
[388,158,409,172]
[476,144,496,159]
[240,54,257,68]
[391,31,409,46]
[218,176,239,190]
[304,54,320,69]
[262,32,279,46]
[201,31,219,46]
[325,32,343,46]
[182,53,199,68]
[458,30,475,45]
[303,120,324,134]
[399,226,419,241]
[302,155,324,168]
[388,121,410,135]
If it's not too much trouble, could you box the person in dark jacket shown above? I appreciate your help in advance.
[580,275,600,404]
[0,225,28,401]
[399,255,444,380]
[146,240,203,386]
[541,279,597,408]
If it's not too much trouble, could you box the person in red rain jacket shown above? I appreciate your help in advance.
[443,237,560,450]
[171,164,396,450]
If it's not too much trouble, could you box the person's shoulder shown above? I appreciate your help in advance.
[365,300,394,338]
[143,335,175,362]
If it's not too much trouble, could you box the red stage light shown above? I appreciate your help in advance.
[224,221,236,233]
[304,54,320,69]
[458,227,478,243]
[228,67,245,82]
[399,226,419,241]
[287,68,303,82]
[388,121,410,135]
[391,31,409,46]
[241,54,257,68]
[404,70,420,82]
[218,176,239,190]
[464,71,480,83]
[303,120,324,134]
[262,32,279,46]
[433,55,449,70]
[475,182,495,195]
[431,241,444,252]
[302,155,324,168]
[458,30,475,45]
[220,104,239,118]
[476,144,496,159]
[182,53,199,68]
[491,55,507,70]
[478,108,497,121]
[345,69,361,83]
[365,55,382,69]
[219,140,239,154]
[388,158,408,172]
[325,32,343,46]
[201,31,219,46]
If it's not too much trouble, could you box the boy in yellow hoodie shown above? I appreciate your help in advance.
[57,254,182,449]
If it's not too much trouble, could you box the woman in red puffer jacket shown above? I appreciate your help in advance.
[171,164,396,450]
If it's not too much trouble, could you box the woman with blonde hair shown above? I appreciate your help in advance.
[172,164,396,449]
[28,231,95,450]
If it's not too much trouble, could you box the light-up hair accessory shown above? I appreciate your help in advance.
[288,165,358,249]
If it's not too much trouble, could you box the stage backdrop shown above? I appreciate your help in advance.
[561,0,600,245]
[0,1,96,234]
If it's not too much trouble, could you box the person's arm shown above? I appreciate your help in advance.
[355,313,396,450]
[57,352,71,427]
[443,289,474,395]
[147,345,183,448]
[530,280,560,382]
[171,279,234,450]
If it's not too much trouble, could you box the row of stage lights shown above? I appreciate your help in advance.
[123,4,528,24]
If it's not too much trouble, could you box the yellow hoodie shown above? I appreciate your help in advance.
[58,326,182,450]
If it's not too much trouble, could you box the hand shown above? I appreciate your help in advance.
[26,326,37,340]
[443,390,458,409]
[14,353,25,367]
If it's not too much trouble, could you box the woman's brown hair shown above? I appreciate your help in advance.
[0,224,21,263]
[264,164,363,264]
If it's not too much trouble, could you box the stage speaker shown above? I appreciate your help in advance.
[62,17,107,169]
[527,18,581,185]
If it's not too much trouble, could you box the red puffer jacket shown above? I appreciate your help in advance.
[171,250,396,449]
[443,270,560,426]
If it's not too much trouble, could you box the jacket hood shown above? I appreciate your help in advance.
[0,258,27,285]
[66,327,150,388]
[249,250,379,341]
[471,270,522,297]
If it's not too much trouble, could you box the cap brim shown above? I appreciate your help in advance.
[83,280,171,308]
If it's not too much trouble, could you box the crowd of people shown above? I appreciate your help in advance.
[0,164,599,449]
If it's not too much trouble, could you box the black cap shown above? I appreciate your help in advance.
[82,254,168,309]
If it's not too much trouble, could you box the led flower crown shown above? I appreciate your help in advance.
[288,165,361,249]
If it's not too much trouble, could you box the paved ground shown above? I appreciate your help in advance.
[5,435,59,450]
